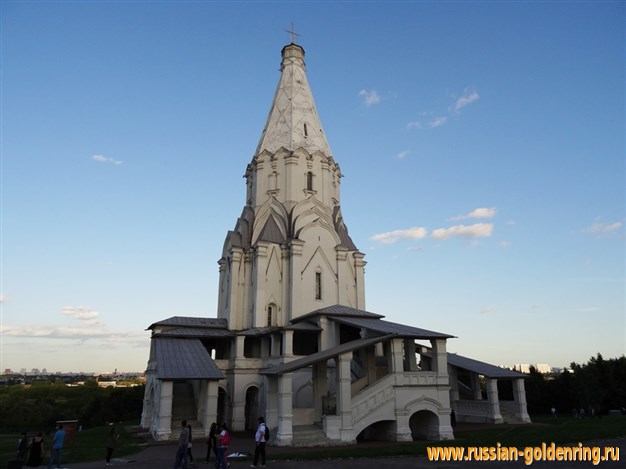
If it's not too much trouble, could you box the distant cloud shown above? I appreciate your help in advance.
[407,121,422,129]
[407,246,422,252]
[452,207,496,220]
[499,241,511,248]
[63,306,100,321]
[0,295,5,303]
[428,116,447,128]
[431,223,494,240]
[574,307,601,313]
[359,89,381,107]
[584,221,623,235]
[452,89,480,113]
[409,86,479,130]
[480,307,496,314]
[396,151,410,160]
[0,324,145,342]
[371,227,428,244]
[92,154,123,165]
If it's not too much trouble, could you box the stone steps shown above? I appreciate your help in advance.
[291,424,335,447]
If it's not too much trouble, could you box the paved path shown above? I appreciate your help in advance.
[61,436,624,468]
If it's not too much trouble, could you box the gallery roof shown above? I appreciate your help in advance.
[260,334,395,376]
[154,337,224,380]
[333,316,455,340]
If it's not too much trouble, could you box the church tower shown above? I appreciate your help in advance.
[217,43,366,330]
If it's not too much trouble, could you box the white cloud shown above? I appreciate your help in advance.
[584,221,623,234]
[452,207,496,220]
[407,121,422,129]
[499,241,511,248]
[453,89,480,113]
[407,246,422,252]
[0,295,6,303]
[428,116,447,128]
[480,307,496,314]
[396,151,410,159]
[62,306,100,321]
[0,324,145,342]
[92,154,123,165]
[431,223,494,240]
[359,89,381,107]
[371,227,428,244]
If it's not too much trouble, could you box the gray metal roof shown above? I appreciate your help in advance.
[334,316,455,340]
[154,338,224,380]
[441,353,526,379]
[284,321,321,331]
[237,326,280,336]
[294,304,384,323]
[260,334,395,376]
[147,316,228,330]
[156,328,234,338]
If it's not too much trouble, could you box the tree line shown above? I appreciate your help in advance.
[523,353,626,415]
[0,381,144,431]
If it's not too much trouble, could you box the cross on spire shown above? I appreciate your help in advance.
[284,22,301,44]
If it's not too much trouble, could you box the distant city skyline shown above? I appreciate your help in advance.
[1,2,624,373]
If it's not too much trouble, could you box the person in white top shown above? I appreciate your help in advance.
[250,416,267,467]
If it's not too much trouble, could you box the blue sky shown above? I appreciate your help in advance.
[1,1,624,373]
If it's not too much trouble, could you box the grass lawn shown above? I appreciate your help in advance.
[1,415,624,465]
[0,423,147,468]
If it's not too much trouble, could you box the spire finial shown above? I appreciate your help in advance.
[284,22,301,44]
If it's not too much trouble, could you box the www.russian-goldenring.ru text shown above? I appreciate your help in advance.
[427,442,620,465]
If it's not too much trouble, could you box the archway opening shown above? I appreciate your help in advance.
[245,386,260,431]
[409,410,440,441]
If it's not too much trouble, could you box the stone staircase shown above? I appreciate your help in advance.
[500,409,525,424]
[171,382,204,439]
[291,424,335,447]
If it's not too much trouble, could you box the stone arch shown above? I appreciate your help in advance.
[409,410,440,441]
[245,385,261,431]
[404,396,444,440]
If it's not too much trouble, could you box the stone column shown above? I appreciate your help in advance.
[337,352,354,441]
[228,248,244,330]
[354,252,366,310]
[283,330,294,356]
[201,381,219,435]
[471,373,483,400]
[318,316,329,351]
[270,333,281,356]
[265,376,279,434]
[513,378,532,423]
[253,243,269,327]
[276,373,294,445]
[486,379,503,424]
[431,339,449,383]
[154,380,173,441]
[404,339,418,371]
[313,360,329,422]
[366,345,377,386]
[389,338,405,373]
[234,335,245,360]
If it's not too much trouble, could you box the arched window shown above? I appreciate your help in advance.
[267,305,274,326]
[315,272,322,300]
[306,171,313,191]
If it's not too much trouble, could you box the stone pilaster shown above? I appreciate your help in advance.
[276,373,294,445]
[486,378,503,424]
[154,380,173,441]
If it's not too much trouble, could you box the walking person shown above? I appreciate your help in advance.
[17,432,29,462]
[206,423,217,463]
[47,424,65,469]
[26,432,44,467]
[251,417,267,468]
[215,423,230,469]
[186,424,195,467]
[173,420,190,469]
[105,427,119,465]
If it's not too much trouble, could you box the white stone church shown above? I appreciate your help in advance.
[140,41,530,445]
